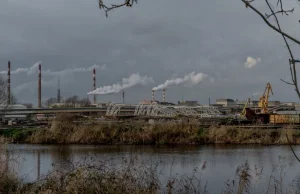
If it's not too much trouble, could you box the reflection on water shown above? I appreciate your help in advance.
[5,144,300,193]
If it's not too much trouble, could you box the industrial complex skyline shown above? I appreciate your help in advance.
[0,61,293,106]
[0,0,299,105]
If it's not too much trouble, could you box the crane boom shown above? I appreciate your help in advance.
[258,82,273,113]
[241,98,251,116]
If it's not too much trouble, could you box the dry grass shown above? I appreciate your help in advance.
[8,114,300,145]
[0,156,298,194]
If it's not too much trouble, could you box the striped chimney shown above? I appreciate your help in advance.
[93,68,96,104]
[162,88,166,102]
[38,64,41,108]
[152,90,155,102]
[7,61,11,105]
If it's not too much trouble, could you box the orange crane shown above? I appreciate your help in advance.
[241,98,251,117]
[258,82,273,114]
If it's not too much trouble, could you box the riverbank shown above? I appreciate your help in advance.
[2,115,300,145]
[0,155,294,194]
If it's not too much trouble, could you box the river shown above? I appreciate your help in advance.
[4,144,300,193]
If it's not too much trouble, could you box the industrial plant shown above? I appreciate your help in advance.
[0,61,299,126]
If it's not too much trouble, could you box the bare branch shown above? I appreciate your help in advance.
[265,0,300,98]
[99,0,137,17]
[286,134,300,163]
[241,0,300,45]
[280,79,294,85]
[265,8,294,18]
[242,0,300,99]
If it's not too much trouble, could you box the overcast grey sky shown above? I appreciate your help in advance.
[0,0,300,105]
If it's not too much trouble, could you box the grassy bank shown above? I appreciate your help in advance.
[3,114,300,145]
[0,156,298,194]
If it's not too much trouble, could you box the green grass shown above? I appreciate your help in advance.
[0,128,38,142]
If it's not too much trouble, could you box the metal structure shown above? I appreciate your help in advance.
[258,82,273,113]
[134,102,221,118]
[106,103,126,116]
[241,98,251,116]
[268,103,295,112]
[7,61,10,104]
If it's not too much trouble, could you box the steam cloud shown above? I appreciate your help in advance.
[152,72,209,91]
[88,73,154,95]
[244,57,261,68]
[0,62,106,76]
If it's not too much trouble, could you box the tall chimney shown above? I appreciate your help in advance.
[122,91,125,104]
[152,90,155,102]
[93,68,96,104]
[38,64,41,108]
[209,97,211,106]
[57,77,61,103]
[162,89,166,102]
[7,61,11,105]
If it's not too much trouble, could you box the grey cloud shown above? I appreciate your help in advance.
[0,0,299,105]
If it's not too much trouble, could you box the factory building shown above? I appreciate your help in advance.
[237,100,259,107]
[268,101,281,107]
[178,101,200,106]
[216,98,236,107]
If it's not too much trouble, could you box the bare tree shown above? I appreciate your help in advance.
[78,98,91,107]
[64,95,79,107]
[44,97,57,108]
[241,0,300,99]
[62,96,91,107]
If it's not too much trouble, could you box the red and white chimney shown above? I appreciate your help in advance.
[38,64,41,108]
[152,90,155,102]
[93,68,96,104]
[7,61,11,105]
[162,89,166,102]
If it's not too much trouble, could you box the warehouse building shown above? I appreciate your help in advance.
[216,98,236,107]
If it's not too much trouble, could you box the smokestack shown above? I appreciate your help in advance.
[7,61,11,105]
[162,89,166,102]
[152,90,155,102]
[93,68,96,104]
[57,77,61,103]
[122,91,125,104]
[38,64,41,108]
[209,97,211,106]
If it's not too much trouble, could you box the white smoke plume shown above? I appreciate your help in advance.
[88,73,154,95]
[152,72,209,91]
[0,62,41,75]
[0,62,106,76]
[244,57,261,68]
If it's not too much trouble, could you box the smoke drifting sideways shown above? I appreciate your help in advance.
[88,73,154,95]
[152,72,210,91]
[0,62,106,76]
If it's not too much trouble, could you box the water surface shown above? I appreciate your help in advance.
[5,144,300,193]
